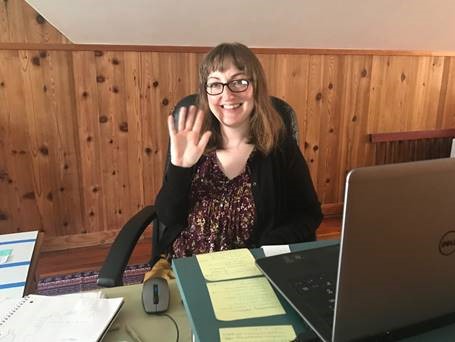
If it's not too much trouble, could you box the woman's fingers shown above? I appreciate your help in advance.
[192,108,205,134]
[168,113,176,137]
[198,131,212,150]
[177,106,187,132]
[173,106,205,134]
[184,106,197,131]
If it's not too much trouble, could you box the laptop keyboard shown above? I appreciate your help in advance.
[291,273,336,325]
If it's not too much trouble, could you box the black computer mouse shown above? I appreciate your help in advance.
[141,276,170,313]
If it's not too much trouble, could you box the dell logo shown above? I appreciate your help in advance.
[439,231,455,256]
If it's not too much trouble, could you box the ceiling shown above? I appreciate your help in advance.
[26,0,455,50]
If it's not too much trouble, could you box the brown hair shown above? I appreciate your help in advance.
[197,42,284,155]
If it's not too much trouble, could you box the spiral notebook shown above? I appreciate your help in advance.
[0,293,123,341]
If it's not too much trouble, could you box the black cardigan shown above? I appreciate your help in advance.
[155,136,323,254]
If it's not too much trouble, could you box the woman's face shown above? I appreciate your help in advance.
[206,63,254,132]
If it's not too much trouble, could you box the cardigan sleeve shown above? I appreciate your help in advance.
[154,163,194,227]
[259,138,323,245]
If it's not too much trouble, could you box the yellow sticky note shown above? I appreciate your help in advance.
[220,325,296,342]
[196,248,262,281]
[207,277,285,321]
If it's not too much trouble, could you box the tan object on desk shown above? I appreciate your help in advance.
[143,257,174,283]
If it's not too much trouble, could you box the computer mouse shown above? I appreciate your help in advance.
[141,276,170,314]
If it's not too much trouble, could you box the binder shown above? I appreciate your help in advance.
[0,231,39,299]
[0,293,123,341]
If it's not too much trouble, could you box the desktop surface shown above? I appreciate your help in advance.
[99,240,455,342]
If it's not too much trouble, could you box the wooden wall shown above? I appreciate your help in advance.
[1,1,455,251]
[0,0,70,44]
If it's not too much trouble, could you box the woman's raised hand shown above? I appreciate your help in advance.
[168,106,212,168]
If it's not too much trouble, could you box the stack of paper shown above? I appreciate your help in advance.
[196,248,296,341]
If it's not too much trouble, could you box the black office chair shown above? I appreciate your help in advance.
[97,94,299,287]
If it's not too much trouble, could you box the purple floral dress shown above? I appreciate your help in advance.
[171,151,256,258]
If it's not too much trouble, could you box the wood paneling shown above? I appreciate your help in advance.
[438,57,455,128]
[72,51,106,234]
[1,1,455,252]
[0,0,70,44]
[2,49,455,250]
[368,56,445,133]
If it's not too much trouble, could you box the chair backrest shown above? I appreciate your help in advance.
[150,94,299,265]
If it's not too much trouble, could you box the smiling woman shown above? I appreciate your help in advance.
[197,43,284,155]
[205,68,255,132]
[150,42,323,267]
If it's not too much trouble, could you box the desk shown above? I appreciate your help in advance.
[100,240,455,342]
[102,280,191,342]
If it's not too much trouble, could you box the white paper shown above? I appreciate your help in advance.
[450,138,455,158]
[0,294,123,342]
[261,245,291,257]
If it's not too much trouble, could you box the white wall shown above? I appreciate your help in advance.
[27,0,455,50]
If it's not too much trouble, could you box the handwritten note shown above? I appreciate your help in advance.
[207,277,285,321]
[196,248,262,281]
[220,325,296,342]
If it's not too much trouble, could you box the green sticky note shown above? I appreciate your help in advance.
[0,249,12,257]
[0,248,12,263]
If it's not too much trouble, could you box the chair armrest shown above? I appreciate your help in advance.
[97,205,157,287]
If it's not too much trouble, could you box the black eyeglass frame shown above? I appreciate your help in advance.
[204,79,251,96]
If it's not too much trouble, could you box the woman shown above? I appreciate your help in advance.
[155,42,323,259]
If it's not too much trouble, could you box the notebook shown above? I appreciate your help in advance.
[256,158,455,341]
[0,293,123,341]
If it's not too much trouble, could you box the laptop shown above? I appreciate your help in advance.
[256,158,455,341]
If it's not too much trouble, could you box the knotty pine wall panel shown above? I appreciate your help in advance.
[72,52,104,237]
[368,56,445,133]
[20,50,83,237]
[0,0,70,44]
[93,51,130,231]
[335,56,375,200]
[260,54,374,204]
[0,50,44,231]
[0,49,83,237]
[137,52,202,206]
[438,57,455,128]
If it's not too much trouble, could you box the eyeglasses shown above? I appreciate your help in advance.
[205,79,250,95]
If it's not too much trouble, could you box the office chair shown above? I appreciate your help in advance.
[97,94,299,287]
